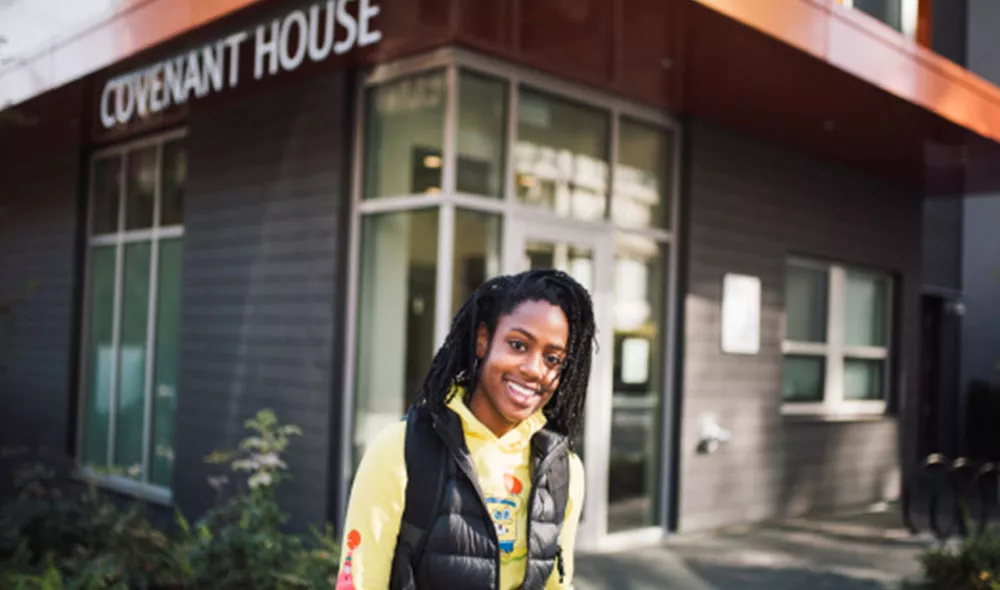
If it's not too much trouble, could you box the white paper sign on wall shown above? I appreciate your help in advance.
[721,273,761,355]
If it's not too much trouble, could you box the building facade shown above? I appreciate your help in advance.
[919,0,1000,462]
[2,0,1000,550]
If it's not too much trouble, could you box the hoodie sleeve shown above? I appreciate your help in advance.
[336,421,408,590]
[546,452,586,589]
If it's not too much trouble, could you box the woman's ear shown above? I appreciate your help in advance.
[476,324,489,360]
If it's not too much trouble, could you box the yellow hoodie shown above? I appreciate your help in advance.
[336,393,585,589]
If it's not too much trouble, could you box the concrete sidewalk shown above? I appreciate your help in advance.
[575,506,936,590]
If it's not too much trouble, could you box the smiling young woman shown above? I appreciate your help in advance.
[337,269,596,590]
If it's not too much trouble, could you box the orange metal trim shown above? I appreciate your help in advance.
[916,0,933,49]
[0,0,266,108]
[691,0,1000,145]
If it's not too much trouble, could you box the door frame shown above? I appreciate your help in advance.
[504,217,615,550]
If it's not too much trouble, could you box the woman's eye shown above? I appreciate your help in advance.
[546,355,563,366]
[509,340,527,352]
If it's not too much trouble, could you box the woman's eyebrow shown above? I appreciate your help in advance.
[510,327,537,341]
[511,327,566,352]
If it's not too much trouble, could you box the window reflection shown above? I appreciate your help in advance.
[457,73,507,198]
[608,233,668,532]
[453,209,502,317]
[364,71,446,198]
[614,120,674,230]
[515,89,609,221]
[354,209,439,463]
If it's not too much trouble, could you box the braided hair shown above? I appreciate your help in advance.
[412,269,597,443]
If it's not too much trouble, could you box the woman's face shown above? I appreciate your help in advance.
[470,299,570,436]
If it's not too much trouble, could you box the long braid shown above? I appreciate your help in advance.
[411,269,596,444]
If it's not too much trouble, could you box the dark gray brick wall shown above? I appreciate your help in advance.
[173,73,348,530]
[678,119,921,532]
[0,84,84,455]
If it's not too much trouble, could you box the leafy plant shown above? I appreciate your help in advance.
[0,410,339,589]
[903,530,1000,590]
[0,447,190,589]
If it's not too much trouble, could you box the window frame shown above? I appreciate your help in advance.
[781,256,893,417]
[339,47,682,545]
[75,128,187,505]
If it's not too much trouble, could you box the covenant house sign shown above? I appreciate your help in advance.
[99,0,382,129]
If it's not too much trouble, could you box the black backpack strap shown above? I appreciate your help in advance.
[389,406,450,589]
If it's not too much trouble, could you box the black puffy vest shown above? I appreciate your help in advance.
[389,404,570,590]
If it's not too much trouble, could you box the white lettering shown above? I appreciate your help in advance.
[308,2,335,62]
[279,10,308,71]
[164,57,186,105]
[150,63,166,113]
[132,71,152,118]
[182,50,204,99]
[115,78,135,125]
[358,0,381,46]
[335,0,358,55]
[202,42,225,93]
[224,31,248,88]
[255,20,280,79]
[98,0,385,128]
[100,79,117,129]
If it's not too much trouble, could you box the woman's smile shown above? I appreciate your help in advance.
[504,378,542,408]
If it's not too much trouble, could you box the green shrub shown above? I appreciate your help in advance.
[0,410,339,589]
[903,530,1000,590]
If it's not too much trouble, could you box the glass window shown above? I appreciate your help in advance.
[160,141,187,226]
[782,356,826,403]
[457,73,507,198]
[786,264,828,343]
[453,209,501,317]
[151,238,183,487]
[125,147,157,230]
[114,242,152,473]
[845,269,888,347]
[82,247,116,466]
[354,209,439,462]
[515,88,609,221]
[614,120,674,230]
[854,0,903,33]
[844,359,884,400]
[82,137,184,488]
[364,71,446,199]
[91,157,121,235]
[608,234,668,532]
[782,259,892,410]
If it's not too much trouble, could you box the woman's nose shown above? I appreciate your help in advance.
[519,353,544,379]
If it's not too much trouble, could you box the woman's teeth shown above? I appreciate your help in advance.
[507,381,537,405]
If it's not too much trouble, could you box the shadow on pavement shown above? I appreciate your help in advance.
[686,563,895,590]
[574,507,931,590]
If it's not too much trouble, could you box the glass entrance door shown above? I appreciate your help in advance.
[506,221,672,549]
[505,220,614,549]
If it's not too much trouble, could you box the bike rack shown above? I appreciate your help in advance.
[902,454,999,540]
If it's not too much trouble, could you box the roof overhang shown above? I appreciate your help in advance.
[0,0,268,110]
[682,0,1000,196]
[3,0,999,195]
